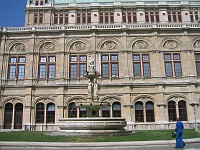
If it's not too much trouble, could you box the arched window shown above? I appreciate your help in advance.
[135,101,144,122]
[168,101,176,121]
[145,101,155,122]
[4,103,13,129]
[14,103,23,129]
[178,100,188,121]
[102,106,110,117]
[36,103,44,123]
[112,102,121,117]
[46,103,55,123]
[68,102,77,118]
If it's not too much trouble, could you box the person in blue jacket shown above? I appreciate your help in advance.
[175,117,184,149]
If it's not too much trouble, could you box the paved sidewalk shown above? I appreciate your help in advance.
[0,138,200,148]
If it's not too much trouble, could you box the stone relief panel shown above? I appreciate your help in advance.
[163,40,179,49]
[133,40,149,50]
[98,38,121,51]
[194,40,200,48]
[40,42,55,52]
[70,41,86,51]
[101,41,118,50]
[9,42,26,52]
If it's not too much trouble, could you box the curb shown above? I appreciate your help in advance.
[0,138,200,148]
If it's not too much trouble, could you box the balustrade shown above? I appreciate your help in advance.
[1,23,199,33]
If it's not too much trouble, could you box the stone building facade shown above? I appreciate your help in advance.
[0,0,200,131]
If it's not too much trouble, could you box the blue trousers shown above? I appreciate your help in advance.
[176,130,184,148]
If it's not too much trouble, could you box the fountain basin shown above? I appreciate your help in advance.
[58,117,127,130]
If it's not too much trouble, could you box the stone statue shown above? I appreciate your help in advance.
[89,55,95,71]
[94,80,98,97]
[88,81,92,96]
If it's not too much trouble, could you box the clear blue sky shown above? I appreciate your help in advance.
[0,0,27,27]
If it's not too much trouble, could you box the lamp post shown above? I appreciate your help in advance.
[190,102,199,132]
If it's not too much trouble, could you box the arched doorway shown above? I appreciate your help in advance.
[4,103,13,129]
[14,103,23,129]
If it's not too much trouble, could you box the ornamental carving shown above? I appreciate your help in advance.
[71,42,86,51]
[40,42,55,51]
[194,40,200,48]
[163,40,179,49]
[11,43,25,52]
[133,41,148,49]
[102,41,117,50]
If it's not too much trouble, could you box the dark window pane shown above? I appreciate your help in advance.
[70,64,77,79]
[80,64,86,78]
[46,103,55,123]
[196,61,200,76]
[36,103,44,123]
[48,64,55,79]
[178,101,187,121]
[164,54,171,60]
[195,54,200,60]
[112,102,121,117]
[133,55,140,61]
[174,62,182,77]
[102,107,110,117]
[102,55,109,61]
[165,62,173,77]
[143,63,150,77]
[146,102,155,122]
[135,102,144,122]
[133,63,141,77]
[18,65,25,79]
[168,101,176,121]
[111,63,118,78]
[9,66,16,79]
[68,102,77,118]
[39,65,46,79]
[173,54,180,60]
[102,64,109,78]
[79,108,87,117]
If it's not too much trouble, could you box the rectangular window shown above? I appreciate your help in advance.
[133,54,151,78]
[59,14,63,24]
[8,56,26,80]
[102,107,110,117]
[167,10,182,23]
[64,13,68,24]
[35,0,43,6]
[69,55,87,79]
[35,0,39,6]
[164,53,182,77]
[190,11,200,22]
[54,14,58,24]
[39,13,43,24]
[54,11,68,25]
[34,12,43,24]
[195,53,200,76]
[99,10,114,24]
[34,13,38,24]
[122,9,137,23]
[39,56,56,79]
[145,11,159,23]
[76,10,91,24]
[101,54,119,78]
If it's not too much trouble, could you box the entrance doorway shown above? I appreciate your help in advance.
[14,103,23,129]
[4,103,13,129]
